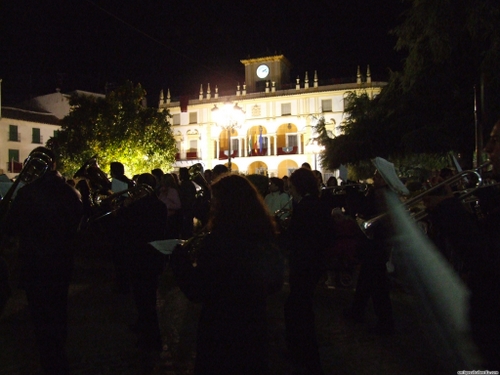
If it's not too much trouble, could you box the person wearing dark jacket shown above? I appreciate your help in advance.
[171,174,284,375]
[5,147,83,375]
[282,167,332,375]
[343,158,409,335]
[111,173,168,354]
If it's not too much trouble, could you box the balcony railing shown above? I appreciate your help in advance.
[32,135,44,144]
[186,151,198,160]
[219,150,238,160]
[8,132,21,142]
[248,148,268,157]
[7,161,23,173]
[175,151,199,161]
[277,146,298,155]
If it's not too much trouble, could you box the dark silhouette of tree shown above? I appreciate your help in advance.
[319,0,500,171]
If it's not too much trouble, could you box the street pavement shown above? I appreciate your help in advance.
[0,238,478,375]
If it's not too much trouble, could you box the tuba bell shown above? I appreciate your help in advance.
[188,163,210,197]
[0,147,55,224]
[73,155,112,206]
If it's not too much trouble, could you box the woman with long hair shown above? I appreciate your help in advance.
[171,174,284,374]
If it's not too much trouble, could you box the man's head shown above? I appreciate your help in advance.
[373,170,388,189]
[485,119,500,176]
[110,162,125,178]
[212,164,229,180]
[301,162,312,170]
[137,173,157,189]
[269,177,284,193]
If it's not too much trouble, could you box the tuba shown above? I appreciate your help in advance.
[0,147,55,314]
[189,163,210,197]
[0,147,54,225]
[73,155,112,206]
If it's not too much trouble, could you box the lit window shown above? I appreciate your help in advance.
[321,99,332,112]
[281,103,291,116]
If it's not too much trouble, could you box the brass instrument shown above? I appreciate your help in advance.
[175,231,211,266]
[322,183,368,194]
[274,197,293,233]
[73,155,112,206]
[188,163,210,197]
[0,147,54,225]
[358,162,490,238]
[86,182,155,223]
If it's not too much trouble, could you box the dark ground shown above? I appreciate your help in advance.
[0,236,480,375]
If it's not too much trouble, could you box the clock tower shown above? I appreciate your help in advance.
[240,55,291,93]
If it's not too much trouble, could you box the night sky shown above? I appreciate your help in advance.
[1,0,408,106]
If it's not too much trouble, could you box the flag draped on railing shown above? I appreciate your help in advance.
[259,127,263,154]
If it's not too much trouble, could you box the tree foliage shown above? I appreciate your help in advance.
[48,81,177,178]
[319,0,500,172]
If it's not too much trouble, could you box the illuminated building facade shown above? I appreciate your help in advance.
[160,55,385,178]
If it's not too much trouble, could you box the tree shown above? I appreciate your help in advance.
[49,81,177,178]
[320,0,500,172]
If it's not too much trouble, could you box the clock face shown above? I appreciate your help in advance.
[256,64,270,79]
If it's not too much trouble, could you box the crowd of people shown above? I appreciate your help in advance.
[1,117,500,373]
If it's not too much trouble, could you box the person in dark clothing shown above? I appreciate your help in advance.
[344,160,408,335]
[282,167,332,375]
[178,167,197,239]
[0,256,11,316]
[466,120,500,369]
[320,176,346,213]
[171,174,284,375]
[5,147,83,375]
[112,173,168,354]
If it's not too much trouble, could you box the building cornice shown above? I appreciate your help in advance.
[240,55,292,68]
[162,81,386,109]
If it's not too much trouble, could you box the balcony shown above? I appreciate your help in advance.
[8,132,21,142]
[176,151,199,161]
[32,135,44,144]
[6,161,23,173]
[248,148,268,157]
[218,150,238,160]
[186,151,198,160]
[277,146,298,155]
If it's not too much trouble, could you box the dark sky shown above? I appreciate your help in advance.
[1,0,408,106]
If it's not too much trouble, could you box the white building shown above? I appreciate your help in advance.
[0,88,104,180]
[160,55,385,178]
[0,106,61,179]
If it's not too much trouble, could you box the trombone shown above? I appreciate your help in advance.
[322,183,368,192]
[358,161,490,238]
[84,183,155,224]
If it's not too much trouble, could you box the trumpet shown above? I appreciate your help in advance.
[358,161,490,238]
